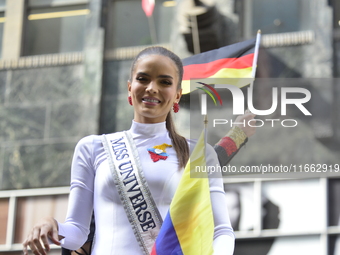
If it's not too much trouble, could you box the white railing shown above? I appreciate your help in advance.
[0,186,70,252]
[261,30,315,48]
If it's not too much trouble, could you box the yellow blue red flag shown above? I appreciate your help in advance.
[150,129,214,255]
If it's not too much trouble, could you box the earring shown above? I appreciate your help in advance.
[173,102,179,113]
[128,96,132,105]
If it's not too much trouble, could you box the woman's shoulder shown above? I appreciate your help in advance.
[76,131,125,145]
[76,134,103,147]
[73,134,106,158]
[75,131,126,152]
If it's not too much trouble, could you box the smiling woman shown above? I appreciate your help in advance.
[128,54,181,123]
[127,46,187,169]
[22,46,235,255]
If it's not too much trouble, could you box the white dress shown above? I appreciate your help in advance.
[58,121,234,254]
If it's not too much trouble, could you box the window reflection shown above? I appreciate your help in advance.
[23,4,88,56]
[106,0,175,49]
[262,179,322,232]
[252,0,312,35]
[329,235,340,255]
[235,235,321,255]
[224,182,255,232]
[328,179,340,227]
[14,195,68,243]
[0,0,5,8]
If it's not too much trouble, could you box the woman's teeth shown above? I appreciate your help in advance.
[143,98,160,103]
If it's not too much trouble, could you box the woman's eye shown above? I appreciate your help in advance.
[162,80,172,85]
[136,77,147,82]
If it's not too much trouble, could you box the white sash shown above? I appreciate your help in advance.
[101,131,163,255]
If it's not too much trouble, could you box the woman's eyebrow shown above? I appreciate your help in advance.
[136,72,150,76]
[158,75,173,79]
[136,72,173,80]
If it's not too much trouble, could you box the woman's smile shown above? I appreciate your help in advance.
[128,54,182,123]
[142,96,161,105]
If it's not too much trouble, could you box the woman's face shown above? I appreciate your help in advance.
[128,54,182,123]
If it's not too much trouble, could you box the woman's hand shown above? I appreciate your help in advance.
[234,110,256,138]
[23,217,61,255]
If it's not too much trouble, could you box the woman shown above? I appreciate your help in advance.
[23,47,236,255]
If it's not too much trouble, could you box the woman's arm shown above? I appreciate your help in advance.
[63,213,95,255]
[213,235,235,255]
[206,144,235,255]
[214,111,256,167]
[57,136,95,250]
[210,188,235,255]
[23,136,96,254]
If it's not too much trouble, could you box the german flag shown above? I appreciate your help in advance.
[181,37,258,94]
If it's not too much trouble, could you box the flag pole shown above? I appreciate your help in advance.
[148,15,158,44]
[250,30,261,89]
[203,109,208,159]
[190,14,201,54]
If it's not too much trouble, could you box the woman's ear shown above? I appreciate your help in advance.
[127,80,131,94]
[175,88,182,103]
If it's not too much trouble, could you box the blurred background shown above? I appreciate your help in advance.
[0,0,339,254]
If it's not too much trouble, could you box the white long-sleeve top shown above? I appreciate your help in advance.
[58,121,234,254]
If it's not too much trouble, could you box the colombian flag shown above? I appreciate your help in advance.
[181,37,258,94]
[151,129,214,255]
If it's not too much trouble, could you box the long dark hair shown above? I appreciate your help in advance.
[130,46,189,169]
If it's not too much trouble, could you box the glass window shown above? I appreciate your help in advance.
[23,4,88,56]
[262,179,323,232]
[234,238,276,255]
[251,0,312,35]
[14,195,68,243]
[0,0,6,8]
[224,182,255,232]
[265,235,321,255]
[234,236,321,255]
[329,235,340,255]
[29,0,88,7]
[328,179,340,227]
[106,0,176,49]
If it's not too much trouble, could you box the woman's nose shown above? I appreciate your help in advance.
[146,81,158,93]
